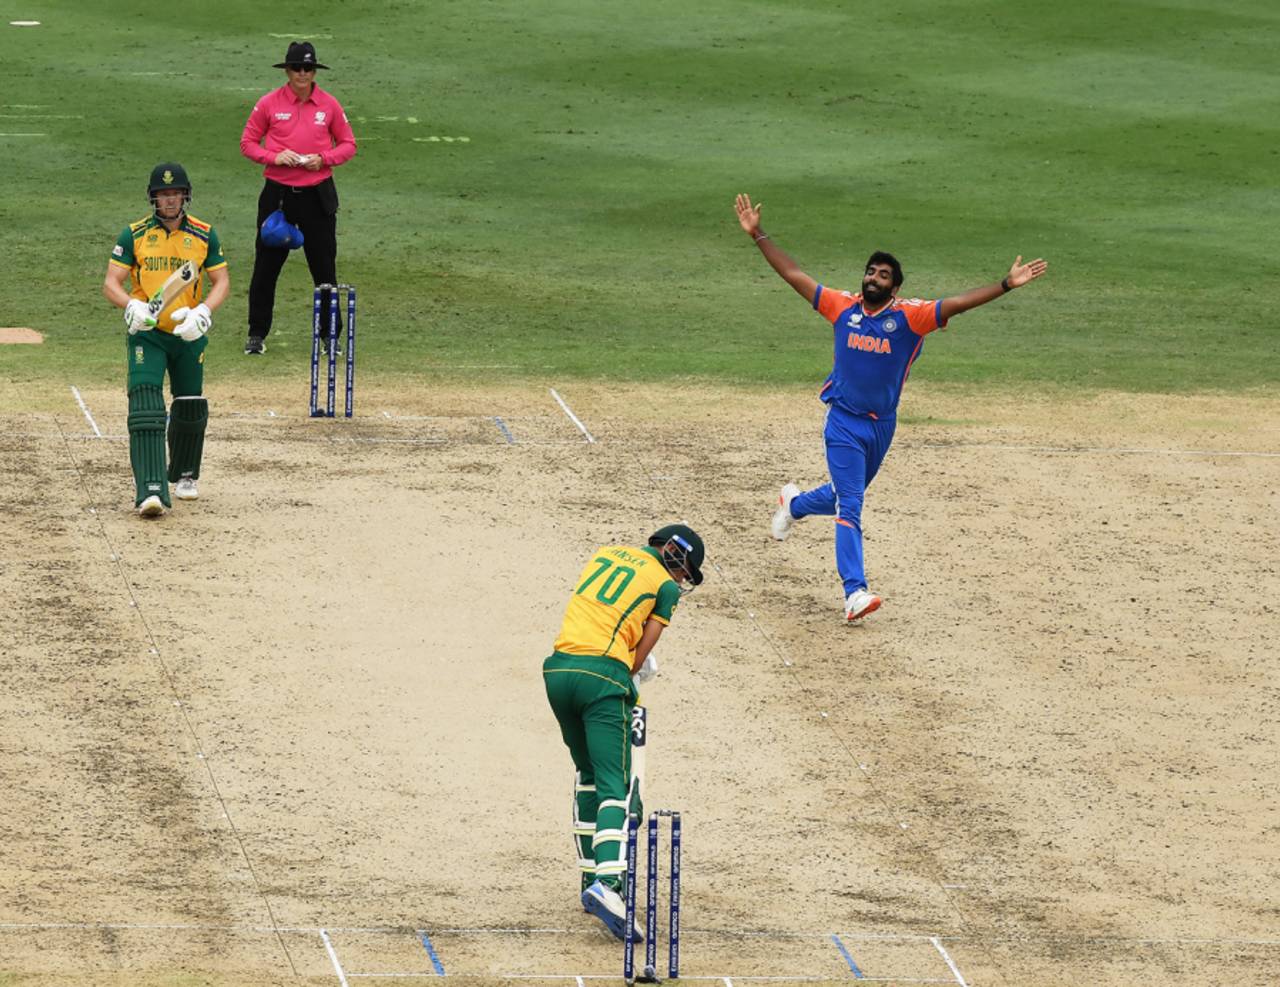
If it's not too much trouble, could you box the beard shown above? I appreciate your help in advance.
[862,281,891,305]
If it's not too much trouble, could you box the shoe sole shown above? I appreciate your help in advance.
[846,597,881,622]
[580,889,642,943]
[138,502,166,518]
[174,492,198,501]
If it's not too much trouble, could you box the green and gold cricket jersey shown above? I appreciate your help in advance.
[109,214,226,333]
[553,545,681,668]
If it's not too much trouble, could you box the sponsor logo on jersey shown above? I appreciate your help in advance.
[112,244,124,257]
[274,112,292,121]
[848,312,862,326]
[847,332,892,354]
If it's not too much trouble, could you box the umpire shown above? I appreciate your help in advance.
[239,40,357,355]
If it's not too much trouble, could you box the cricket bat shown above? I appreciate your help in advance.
[146,260,196,322]
[629,705,647,813]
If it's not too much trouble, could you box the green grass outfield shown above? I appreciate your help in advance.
[3,0,1277,396]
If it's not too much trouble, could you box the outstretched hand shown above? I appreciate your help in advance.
[1007,255,1048,288]
[735,193,763,236]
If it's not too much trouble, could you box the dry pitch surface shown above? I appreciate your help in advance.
[1,379,1277,986]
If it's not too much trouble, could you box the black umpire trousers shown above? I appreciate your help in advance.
[247,178,342,340]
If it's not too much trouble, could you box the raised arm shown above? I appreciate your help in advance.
[938,255,1048,322]
[735,194,818,306]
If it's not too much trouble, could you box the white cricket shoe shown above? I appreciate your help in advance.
[137,495,166,518]
[580,880,644,942]
[174,476,199,500]
[845,588,882,622]
[771,482,802,541]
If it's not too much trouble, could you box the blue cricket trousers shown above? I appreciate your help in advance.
[789,404,896,596]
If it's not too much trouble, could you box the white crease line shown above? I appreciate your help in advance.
[321,929,350,987]
[0,921,1274,949]
[550,387,596,443]
[70,386,102,437]
[0,132,46,136]
[917,441,1280,459]
[931,936,968,987]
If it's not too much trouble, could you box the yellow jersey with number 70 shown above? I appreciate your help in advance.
[553,545,681,668]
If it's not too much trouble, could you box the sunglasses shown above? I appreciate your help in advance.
[287,63,316,72]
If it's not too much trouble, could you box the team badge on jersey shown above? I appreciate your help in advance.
[314,111,327,124]
[883,318,897,333]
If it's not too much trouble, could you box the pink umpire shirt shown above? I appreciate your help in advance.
[240,83,357,187]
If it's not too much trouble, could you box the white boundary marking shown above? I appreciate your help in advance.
[550,388,596,443]
[69,386,102,437]
[321,929,350,986]
[930,936,968,987]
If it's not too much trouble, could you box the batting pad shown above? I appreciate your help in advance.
[167,395,208,481]
[127,384,169,506]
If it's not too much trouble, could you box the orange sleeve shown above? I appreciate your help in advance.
[814,286,858,324]
[899,298,947,335]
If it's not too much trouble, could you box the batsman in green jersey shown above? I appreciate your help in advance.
[543,524,705,942]
[103,163,229,517]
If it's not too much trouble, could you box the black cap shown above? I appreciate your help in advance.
[273,41,329,70]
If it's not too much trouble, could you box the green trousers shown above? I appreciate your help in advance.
[126,329,207,394]
[543,652,638,891]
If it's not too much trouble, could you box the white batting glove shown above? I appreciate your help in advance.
[170,303,212,342]
[124,298,156,334]
[636,653,659,683]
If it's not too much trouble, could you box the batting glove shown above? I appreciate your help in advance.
[170,303,212,342]
[636,653,659,683]
[124,298,156,334]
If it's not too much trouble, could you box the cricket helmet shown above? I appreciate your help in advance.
[648,523,705,589]
[148,162,192,207]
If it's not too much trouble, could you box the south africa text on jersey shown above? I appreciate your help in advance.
[143,255,192,272]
